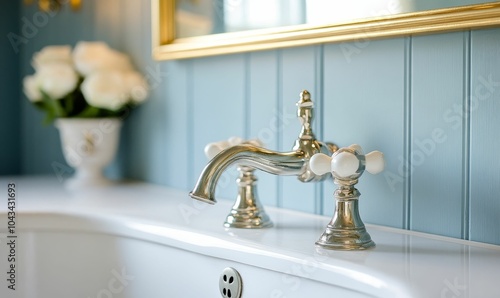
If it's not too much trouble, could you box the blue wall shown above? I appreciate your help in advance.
[5,1,500,245]
[0,1,21,175]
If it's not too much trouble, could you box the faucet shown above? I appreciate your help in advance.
[190,89,386,251]
[189,90,338,205]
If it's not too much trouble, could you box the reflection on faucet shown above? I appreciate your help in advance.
[189,90,337,205]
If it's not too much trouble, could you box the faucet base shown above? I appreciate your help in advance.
[316,185,375,250]
[223,166,273,229]
[224,209,273,229]
[315,225,375,250]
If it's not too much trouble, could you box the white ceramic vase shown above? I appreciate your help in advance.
[55,118,122,190]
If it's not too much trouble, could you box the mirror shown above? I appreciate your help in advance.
[152,0,500,60]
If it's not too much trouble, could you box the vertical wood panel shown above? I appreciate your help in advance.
[0,1,21,175]
[323,38,406,228]
[403,37,411,230]
[314,45,326,214]
[125,61,185,186]
[248,50,279,206]
[410,32,466,238]
[93,0,122,48]
[121,0,151,68]
[121,0,175,185]
[280,46,318,213]
[191,54,246,201]
[21,4,58,175]
[470,28,500,245]
[163,61,190,189]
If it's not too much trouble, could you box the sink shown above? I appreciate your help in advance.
[1,214,376,298]
[1,177,499,297]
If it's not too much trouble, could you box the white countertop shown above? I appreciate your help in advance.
[2,176,499,297]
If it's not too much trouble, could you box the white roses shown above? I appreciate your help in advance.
[23,42,149,123]
[81,70,149,111]
[73,42,149,111]
[73,42,133,76]
[24,45,78,102]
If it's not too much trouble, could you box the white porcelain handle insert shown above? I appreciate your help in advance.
[204,137,263,160]
[310,144,384,178]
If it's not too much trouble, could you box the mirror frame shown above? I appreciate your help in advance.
[152,0,500,60]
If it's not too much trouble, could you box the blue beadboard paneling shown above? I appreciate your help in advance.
[21,108,64,176]
[410,32,467,238]
[247,50,280,206]
[20,4,85,176]
[323,37,407,229]
[0,1,21,175]
[280,46,319,213]
[93,0,123,48]
[120,0,172,185]
[121,0,151,69]
[154,61,191,189]
[125,62,172,184]
[470,28,500,245]
[191,54,246,201]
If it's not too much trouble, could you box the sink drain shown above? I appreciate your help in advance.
[219,267,242,298]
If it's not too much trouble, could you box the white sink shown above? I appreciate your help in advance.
[1,177,499,298]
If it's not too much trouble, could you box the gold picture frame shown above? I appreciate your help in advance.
[152,0,500,61]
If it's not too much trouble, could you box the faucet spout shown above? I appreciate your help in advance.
[189,144,305,204]
[189,90,338,206]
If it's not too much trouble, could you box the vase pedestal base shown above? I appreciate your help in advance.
[55,118,122,192]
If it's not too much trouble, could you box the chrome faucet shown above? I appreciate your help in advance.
[190,89,386,251]
[189,90,338,206]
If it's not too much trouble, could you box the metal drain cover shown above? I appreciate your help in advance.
[219,267,242,298]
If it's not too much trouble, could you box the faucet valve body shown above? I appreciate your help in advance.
[310,144,384,250]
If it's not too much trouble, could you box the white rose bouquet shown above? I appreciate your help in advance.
[23,41,149,124]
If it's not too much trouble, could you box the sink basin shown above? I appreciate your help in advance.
[1,177,499,297]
